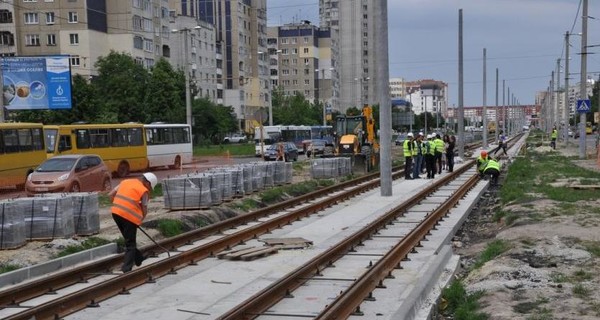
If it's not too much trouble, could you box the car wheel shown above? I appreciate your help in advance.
[102,178,112,192]
[223,139,230,144]
[70,182,80,193]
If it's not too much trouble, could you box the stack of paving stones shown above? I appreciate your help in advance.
[163,162,294,210]
[0,200,26,249]
[37,193,100,236]
[310,157,353,179]
[25,196,75,240]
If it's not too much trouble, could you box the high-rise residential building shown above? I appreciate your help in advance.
[404,80,448,117]
[267,22,334,109]
[0,0,17,57]
[182,0,270,131]
[389,78,405,98]
[320,0,385,113]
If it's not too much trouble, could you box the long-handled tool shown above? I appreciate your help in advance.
[138,226,171,258]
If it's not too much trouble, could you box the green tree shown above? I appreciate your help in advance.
[192,98,238,144]
[93,51,148,123]
[271,88,323,125]
[144,58,185,123]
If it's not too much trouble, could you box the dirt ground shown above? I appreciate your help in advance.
[444,143,600,320]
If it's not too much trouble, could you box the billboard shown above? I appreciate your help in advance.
[1,55,72,110]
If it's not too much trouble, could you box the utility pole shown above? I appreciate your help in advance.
[507,87,510,134]
[457,9,465,158]
[377,0,392,196]
[556,58,561,142]
[564,31,570,147]
[495,68,499,141]
[483,48,488,148]
[579,0,588,159]
[502,80,506,134]
[550,71,554,132]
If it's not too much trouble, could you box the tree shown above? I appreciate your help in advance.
[192,98,238,144]
[271,88,324,125]
[144,58,185,124]
[93,51,148,123]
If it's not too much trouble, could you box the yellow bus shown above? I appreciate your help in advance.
[44,123,148,177]
[586,122,593,135]
[0,122,47,189]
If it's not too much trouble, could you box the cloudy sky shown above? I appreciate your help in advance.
[267,0,600,107]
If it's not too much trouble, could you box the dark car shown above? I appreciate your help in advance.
[25,154,112,195]
[264,142,299,161]
[395,134,408,146]
[306,139,327,157]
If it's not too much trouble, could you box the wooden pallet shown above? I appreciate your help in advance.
[260,237,313,250]
[217,246,279,261]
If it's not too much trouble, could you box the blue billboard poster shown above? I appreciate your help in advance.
[1,56,72,110]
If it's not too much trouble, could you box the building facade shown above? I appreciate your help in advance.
[404,79,448,117]
[389,77,405,98]
[267,22,333,109]
[320,0,385,113]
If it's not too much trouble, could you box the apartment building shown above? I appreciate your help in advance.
[404,79,448,117]
[185,0,269,131]
[389,78,405,98]
[0,0,17,57]
[320,0,385,113]
[267,22,333,108]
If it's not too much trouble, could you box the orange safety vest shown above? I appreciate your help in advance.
[112,179,148,225]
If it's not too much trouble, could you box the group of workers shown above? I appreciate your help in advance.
[402,131,505,187]
[403,132,456,180]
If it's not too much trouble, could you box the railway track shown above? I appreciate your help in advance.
[217,160,479,319]
[0,139,509,320]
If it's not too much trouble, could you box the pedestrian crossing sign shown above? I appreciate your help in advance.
[577,99,591,113]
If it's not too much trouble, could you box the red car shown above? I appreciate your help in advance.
[25,154,112,195]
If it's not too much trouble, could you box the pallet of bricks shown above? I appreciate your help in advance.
[310,157,352,179]
[163,161,293,211]
[0,193,100,250]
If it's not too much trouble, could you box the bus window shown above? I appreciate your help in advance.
[89,129,110,148]
[4,129,19,153]
[18,129,33,152]
[111,128,128,147]
[32,128,44,151]
[58,135,72,152]
[44,128,58,153]
[129,128,143,146]
[0,130,3,154]
[75,129,90,149]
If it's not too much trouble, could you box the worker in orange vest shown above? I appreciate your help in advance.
[110,172,158,273]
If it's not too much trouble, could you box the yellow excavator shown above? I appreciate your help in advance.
[333,105,380,172]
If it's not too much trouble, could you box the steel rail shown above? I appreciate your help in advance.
[316,171,481,319]
[3,165,405,320]
[216,160,477,320]
[0,165,403,310]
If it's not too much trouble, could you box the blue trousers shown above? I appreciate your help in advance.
[413,154,423,178]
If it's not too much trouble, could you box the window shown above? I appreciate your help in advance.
[133,35,143,49]
[133,0,142,8]
[303,48,309,54]
[281,69,289,75]
[69,33,79,45]
[46,12,54,24]
[281,48,288,55]
[0,10,12,23]
[24,12,38,24]
[304,79,310,85]
[23,0,37,2]
[25,34,40,46]
[0,32,15,46]
[143,38,153,52]
[47,34,56,46]
[70,55,80,66]
[281,38,288,44]
[291,48,298,54]
[132,15,142,31]
[68,11,78,23]
[304,37,309,44]
[291,38,297,44]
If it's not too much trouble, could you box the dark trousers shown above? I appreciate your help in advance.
[484,168,500,186]
[446,151,454,172]
[112,213,144,272]
[405,156,413,179]
[425,154,436,178]
[435,152,442,174]
[492,143,507,156]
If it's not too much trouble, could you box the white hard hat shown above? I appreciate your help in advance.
[407,132,414,137]
[142,172,158,190]
[427,134,432,139]
[418,132,424,136]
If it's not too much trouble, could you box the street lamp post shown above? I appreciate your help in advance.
[172,26,202,126]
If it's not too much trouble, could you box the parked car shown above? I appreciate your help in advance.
[223,133,247,144]
[264,142,299,161]
[395,134,408,146]
[306,139,327,157]
[25,154,112,195]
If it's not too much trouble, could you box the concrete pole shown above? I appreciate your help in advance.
[507,87,510,134]
[183,29,192,127]
[495,68,499,141]
[579,0,588,159]
[457,9,465,158]
[482,48,488,148]
[502,80,506,134]
[564,31,570,147]
[550,71,554,131]
[0,62,4,123]
[556,59,561,140]
[377,0,392,196]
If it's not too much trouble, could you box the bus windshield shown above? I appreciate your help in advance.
[44,128,58,153]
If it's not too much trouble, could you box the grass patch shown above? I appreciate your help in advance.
[550,271,568,283]
[317,179,335,187]
[0,263,21,274]
[230,198,260,211]
[260,187,285,204]
[526,308,553,320]
[156,219,184,237]
[98,193,112,208]
[572,283,591,298]
[55,237,112,258]
[581,241,600,257]
[193,143,254,157]
[441,280,488,320]
[473,239,510,269]
[572,269,593,282]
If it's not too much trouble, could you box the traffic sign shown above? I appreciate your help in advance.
[577,99,591,113]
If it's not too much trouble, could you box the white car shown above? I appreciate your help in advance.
[223,134,247,144]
